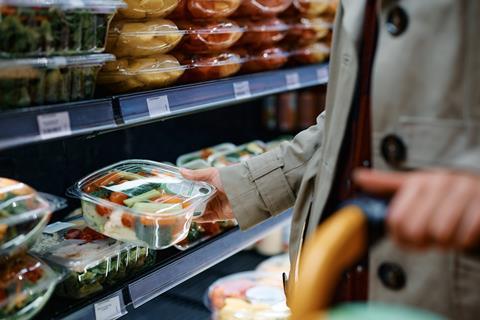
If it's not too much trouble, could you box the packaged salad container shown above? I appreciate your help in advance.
[175,220,237,250]
[290,41,330,64]
[176,20,243,54]
[291,0,331,16]
[67,160,216,249]
[235,46,288,73]
[32,217,156,299]
[0,0,124,58]
[235,0,292,17]
[0,178,65,259]
[175,51,242,83]
[235,18,288,48]
[0,53,114,110]
[0,254,61,320]
[210,141,266,168]
[106,19,184,58]
[117,0,179,19]
[176,143,236,167]
[265,135,293,150]
[97,54,185,94]
[207,271,289,320]
[170,0,241,19]
[284,16,333,46]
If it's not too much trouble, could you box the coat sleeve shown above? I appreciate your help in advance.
[219,112,326,230]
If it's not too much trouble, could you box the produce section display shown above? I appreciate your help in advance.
[32,217,155,299]
[68,160,216,249]
[210,141,267,167]
[175,220,237,250]
[176,143,236,167]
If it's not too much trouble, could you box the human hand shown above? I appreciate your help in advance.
[180,168,234,223]
[354,168,480,250]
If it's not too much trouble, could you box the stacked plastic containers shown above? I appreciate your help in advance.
[0,178,65,318]
[97,0,338,94]
[0,0,125,110]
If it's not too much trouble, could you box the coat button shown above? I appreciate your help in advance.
[378,262,406,290]
[386,6,408,36]
[381,134,407,167]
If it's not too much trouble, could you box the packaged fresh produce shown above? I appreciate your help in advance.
[175,220,237,250]
[0,54,114,109]
[236,46,288,73]
[207,271,289,320]
[256,254,290,275]
[235,0,292,17]
[265,135,293,150]
[0,0,124,58]
[0,254,61,319]
[170,0,241,19]
[176,20,243,53]
[291,0,331,16]
[210,141,266,167]
[0,178,65,259]
[32,217,155,299]
[235,18,288,48]
[117,0,180,19]
[176,51,242,83]
[67,160,216,249]
[291,42,330,64]
[107,19,183,58]
[97,54,185,94]
[176,143,236,167]
[179,159,210,170]
[284,16,332,46]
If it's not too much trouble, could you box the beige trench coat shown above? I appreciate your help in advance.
[220,0,480,318]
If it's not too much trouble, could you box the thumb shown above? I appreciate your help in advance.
[180,168,214,182]
[353,168,406,195]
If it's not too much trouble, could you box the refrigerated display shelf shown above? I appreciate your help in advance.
[35,209,292,320]
[0,64,328,151]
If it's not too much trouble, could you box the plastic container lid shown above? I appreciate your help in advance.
[292,0,331,16]
[0,178,66,258]
[256,254,290,275]
[0,0,125,12]
[235,18,289,47]
[176,143,236,167]
[117,0,180,19]
[236,46,289,73]
[291,42,330,64]
[235,0,293,17]
[170,0,242,19]
[0,54,115,71]
[0,254,61,319]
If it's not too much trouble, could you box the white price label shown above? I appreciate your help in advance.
[233,81,251,99]
[147,95,171,118]
[37,112,72,140]
[43,222,75,234]
[94,296,124,320]
[316,68,328,82]
[285,73,300,90]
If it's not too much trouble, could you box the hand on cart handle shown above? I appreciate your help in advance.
[354,168,480,250]
[180,168,235,223]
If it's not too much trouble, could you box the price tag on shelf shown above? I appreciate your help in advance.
[233,81,251,99]
[147,95,171,118]
[37,111,72,140]
[316,67,328,82]
[285,72,300,90]
[94,296,125,320]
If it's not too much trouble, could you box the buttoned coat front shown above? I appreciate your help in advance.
[220,0,480,318]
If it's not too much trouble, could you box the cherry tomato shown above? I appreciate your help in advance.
[110,192,129,205]
[121,214,135,229]
[65,228,82,240]
[96,204,112,217]
[202,222,221,235]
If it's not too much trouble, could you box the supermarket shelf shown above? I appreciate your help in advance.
[0,64,328,151]
[38,209,292,320]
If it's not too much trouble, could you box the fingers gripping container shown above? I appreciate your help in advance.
[235,0,293,17]
[32,217,156,299]
[0,0,125,58]
[0,53,114,110]
[68,160,217,249]
[117,0,180,19]
[0,254,61,320]
[170,0,241,19]
[0,178,65,259]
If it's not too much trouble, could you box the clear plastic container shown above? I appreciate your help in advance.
[236,46,288,73]
[176,19,243,53]
[179,159,211,170]
[96,54,185,94]
[67,160,216,249]
[106,19,184,58]
[284,16,333,46]
[292,0,331,16]
[175,51,242,83]
[117,0,180,19]
[235,0,293,17]
[170,0,241,19]
[174,220,237,250]
[0,254,61,320]
[0,0,124,58]
[256,254,290,275]
[0,178,65,259]
[32,217,156,299]
[290,41,330,64]
[0,53,114,110]
[235,18,288,48]
[210,141,267,167]
[176,143,236,167]
[265,135,293,151]
[206,271,289,320]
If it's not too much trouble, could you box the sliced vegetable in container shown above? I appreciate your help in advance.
[176,143,236,167]
[210,141,267,168]
[67,160,216,249]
